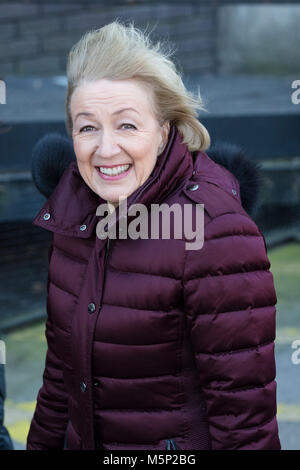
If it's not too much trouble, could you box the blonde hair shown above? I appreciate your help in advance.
[65,19,210,151]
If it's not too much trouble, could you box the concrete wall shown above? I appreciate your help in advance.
[0,1,217,78]
[218,4,300,75]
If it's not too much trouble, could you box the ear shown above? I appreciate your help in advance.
[160,121,170,151]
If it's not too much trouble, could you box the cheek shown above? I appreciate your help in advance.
[131,140,157,168]
[74,140,92,165]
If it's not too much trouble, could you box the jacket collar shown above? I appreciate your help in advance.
[32,124,194,238]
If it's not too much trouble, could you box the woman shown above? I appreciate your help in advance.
[27,21,281,450]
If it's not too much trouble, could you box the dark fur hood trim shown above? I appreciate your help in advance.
[31,133,262,216]
[206,141,263,217]
[31,133,76,200]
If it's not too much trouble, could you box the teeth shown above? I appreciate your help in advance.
[99,164,130,176]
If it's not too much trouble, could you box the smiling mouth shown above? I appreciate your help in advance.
[96,163,133,177]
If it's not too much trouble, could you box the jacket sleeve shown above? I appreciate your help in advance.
[183,212,281,450]
[27,243,69,450]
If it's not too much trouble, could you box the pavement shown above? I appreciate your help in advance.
[2,242,300,450]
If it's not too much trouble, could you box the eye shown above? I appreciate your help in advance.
[121,123,136,130]
[79,125,96,133]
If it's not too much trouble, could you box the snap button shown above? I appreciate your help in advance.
[232,189,237,196]
[192,170,196,175]
[187,184,199,191]
[88,302,96,314]
[43,212,51,221]
[80,224,87,231]
[80,381,87,393]
[93,380,99,387]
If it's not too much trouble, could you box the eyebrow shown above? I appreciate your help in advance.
[75,107,140,122]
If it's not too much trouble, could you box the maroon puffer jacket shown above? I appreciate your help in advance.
[27,125,281,450]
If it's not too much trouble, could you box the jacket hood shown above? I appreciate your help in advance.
[31,126,262,219]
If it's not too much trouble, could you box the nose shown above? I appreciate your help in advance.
[96,128,120,159]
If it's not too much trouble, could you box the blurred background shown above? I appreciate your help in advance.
[0,0,299,450]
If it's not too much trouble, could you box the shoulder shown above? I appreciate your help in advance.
[180,142,262,218]
[173,148,268,258]
[178,151,253,226]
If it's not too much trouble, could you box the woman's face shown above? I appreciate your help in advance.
[71,78,170,206]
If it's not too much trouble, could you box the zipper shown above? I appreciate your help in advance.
[104,236,110,266]
[165,438,177,450]
[98,237,111,314]
[94,237,110,449]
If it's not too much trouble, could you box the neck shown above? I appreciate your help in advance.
[107,201,118,214]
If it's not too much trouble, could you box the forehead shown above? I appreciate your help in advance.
[71,78,154,112]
